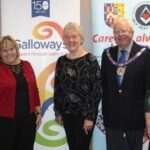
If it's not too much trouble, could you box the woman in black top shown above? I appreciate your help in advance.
[53,22,101,150]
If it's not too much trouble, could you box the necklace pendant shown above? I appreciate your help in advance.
[117,67,125,75]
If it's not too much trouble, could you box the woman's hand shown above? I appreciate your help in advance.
[83,119,94,134]
[55,116,63,125]
[36,113,42,130]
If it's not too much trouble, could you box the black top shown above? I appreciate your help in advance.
[7,62,30,117]
[54,53,101,121]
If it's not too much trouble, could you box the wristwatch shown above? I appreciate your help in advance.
[35,111,42,115]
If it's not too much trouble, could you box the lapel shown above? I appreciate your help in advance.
[109,46,119,87]
[121,42,141,87]
[128,42,140,59]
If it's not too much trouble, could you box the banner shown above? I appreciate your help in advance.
[92,0,150,150]
[1,0,80,149]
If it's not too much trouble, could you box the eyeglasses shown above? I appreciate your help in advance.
[63,34,80,40]
[113,29,129,35]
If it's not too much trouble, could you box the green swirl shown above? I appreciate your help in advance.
[35,119,67,147]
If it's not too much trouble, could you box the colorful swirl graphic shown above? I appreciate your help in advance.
[37,62,56,103]
[36,63,67,147]
[36,119,66,147]
[32,21,63,40]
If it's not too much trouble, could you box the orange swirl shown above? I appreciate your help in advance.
[37,62,56,104]
[32,21,63,40]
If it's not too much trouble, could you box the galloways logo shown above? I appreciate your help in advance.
[31,22,67,147]
[32,21,62,40]
[17,21,64,51]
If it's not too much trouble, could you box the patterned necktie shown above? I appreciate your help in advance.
[117,49,126,86]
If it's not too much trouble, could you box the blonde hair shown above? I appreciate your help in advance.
[63,22,84,43]
[0,35,20,60]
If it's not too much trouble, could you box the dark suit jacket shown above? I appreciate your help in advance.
[101,41,150,130]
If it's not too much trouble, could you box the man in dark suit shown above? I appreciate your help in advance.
[101,17,150,150]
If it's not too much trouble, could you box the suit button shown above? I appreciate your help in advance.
[119,89,122,93]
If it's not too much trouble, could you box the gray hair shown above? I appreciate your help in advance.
[113,17,134,33]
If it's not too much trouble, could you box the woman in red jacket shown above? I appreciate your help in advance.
[0,35,41,150]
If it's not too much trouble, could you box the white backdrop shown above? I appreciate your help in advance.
[92,0,150,150]
[0,0,80,149]
[1,0,150,150]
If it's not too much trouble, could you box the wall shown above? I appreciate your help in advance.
[81,0,92,52]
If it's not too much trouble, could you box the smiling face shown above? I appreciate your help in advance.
[0,36,19,65]
[63,29,83,53]
[63,22,84,53]
[113,19,134,48]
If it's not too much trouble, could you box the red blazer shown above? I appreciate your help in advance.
[0,60,40,118]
